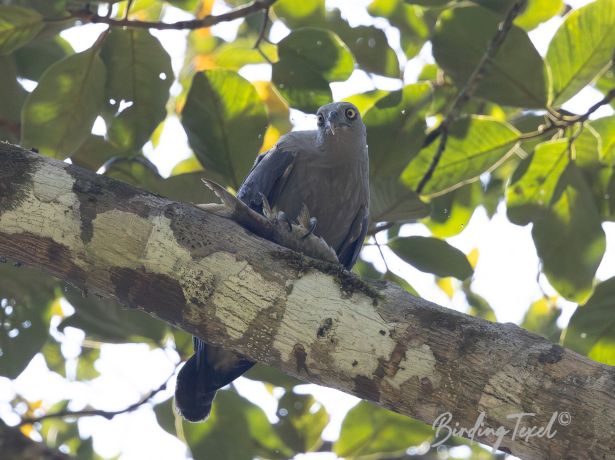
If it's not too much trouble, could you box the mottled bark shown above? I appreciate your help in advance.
[0,144,613,459]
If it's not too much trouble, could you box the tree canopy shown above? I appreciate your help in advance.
[1,0,615,459]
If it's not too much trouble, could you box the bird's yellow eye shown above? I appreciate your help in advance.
[345,108,357,120]
[317,113,325,126]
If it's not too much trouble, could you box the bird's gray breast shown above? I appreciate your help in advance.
[275,149,368,251]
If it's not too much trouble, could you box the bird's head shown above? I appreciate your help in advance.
[316,102,365,140]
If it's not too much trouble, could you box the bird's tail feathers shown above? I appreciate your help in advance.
[174,341,255,422]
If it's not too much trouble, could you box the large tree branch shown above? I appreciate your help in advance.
[0,144,613,459]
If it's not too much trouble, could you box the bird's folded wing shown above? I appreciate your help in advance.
[237,146,296,214]
[337,205,369,269]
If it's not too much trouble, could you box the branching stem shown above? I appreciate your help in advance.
[415,0,527,194]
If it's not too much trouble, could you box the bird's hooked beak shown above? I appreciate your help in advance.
[326,111,339,136]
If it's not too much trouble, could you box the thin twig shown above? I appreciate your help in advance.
[574,87,615,123]
[374,239,391,274]
[105,1,113,19]
[518,88,615,141]
[124,0,134,20]
[18,368,176,426]
[414,84,615,199]
[61,0,277,31]
[415,0,527,194]
[253,7,271,50]
[253,6,273,63]
[366,222,395,237]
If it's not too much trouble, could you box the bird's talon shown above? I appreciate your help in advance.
[277,211,293,232]
[301,217,318,239]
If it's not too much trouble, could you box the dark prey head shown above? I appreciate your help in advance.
[316,102,365,143]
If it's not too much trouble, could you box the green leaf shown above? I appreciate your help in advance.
[170,155,204,174]
[116,0,162,19]
[425,182,480,238]
[0,265,56,378]
[353,259,383,279]
[212,38,277,70]
[76,347,100,380]
[38,411,82,455]
[21,47,107,158]
[42,338,66,377]
[343,89,388,114]
[167,0,199,12]
[60,286,167,345]
[328,10,400,77]
[515,0,564,30]
[511,113,552,154]
[572,124,601,170]
[564,277,615,365]
[432,6,547,108]
[507,140,605,302]
[182,69,268,188]
[370,177,430,223]
[506,139,570,226]
[104,156,219,203]
[10,0,70,18]
[474,0,564,30]
[532,163,605,303]
[153,398,180,438]
[594,66,615,108]
[272,62,330,113]
[464,286,497,321]
[334,401,433,457]
[278,28,354,81]
[0,55,26,142]
[402,116,520,195]
[101,29,173,151]
[365,83,432,178]
[482,176,505,218]
[104,155,161,187]
[344,26,399,77]
[405,0,449,6]
[521,297,561,342]
[275,392,329,452]
[590,165,615,221]
[244,364,302,389]
[273,0,326,28]
[547,0,615,105]
[389,236,473,279]
[384,271,419,296]
[13,35,73,81]
[368,0,430,58]
[272,28,354,112]
[156,390,293,460]
[0,6,43,54]
[69,135,126,172]
[161,172,221,204]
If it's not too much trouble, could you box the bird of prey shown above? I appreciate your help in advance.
[175,101,370,422]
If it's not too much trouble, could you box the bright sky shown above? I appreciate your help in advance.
[1,1,613,459]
